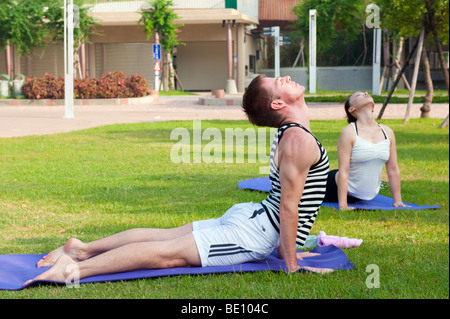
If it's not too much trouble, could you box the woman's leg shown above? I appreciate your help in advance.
[37,224,193,267]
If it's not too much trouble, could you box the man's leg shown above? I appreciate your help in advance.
[38,224,193,267]
[26,232,201,286]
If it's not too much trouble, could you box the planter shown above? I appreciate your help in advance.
[211,89,225,98]
[0,74,10,98]
[12,74,25,97]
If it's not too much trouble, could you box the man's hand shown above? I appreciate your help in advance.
[393,201,410,208]
[279,248,322,273]
[339,205,356,210]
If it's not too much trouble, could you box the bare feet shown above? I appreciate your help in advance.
[37,238,85,268]
[24,255,78,287]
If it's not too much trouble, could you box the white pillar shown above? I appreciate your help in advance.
[225,20,237,94]
[372,28,382,95]
[64,1,74,118]
[309,10,317,93]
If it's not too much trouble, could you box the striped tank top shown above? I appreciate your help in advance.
[261,123,329,246]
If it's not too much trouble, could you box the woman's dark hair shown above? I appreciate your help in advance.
[241,74,281,127]
[344,96,357,123]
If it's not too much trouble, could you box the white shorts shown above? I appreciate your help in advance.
[192,202,280,267]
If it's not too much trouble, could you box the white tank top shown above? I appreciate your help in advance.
[347,122,390,200]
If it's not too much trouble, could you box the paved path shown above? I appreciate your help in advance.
[0,96,448,138]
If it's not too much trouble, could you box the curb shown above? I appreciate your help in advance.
[0,94,158,107]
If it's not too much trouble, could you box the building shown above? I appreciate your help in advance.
[1,0,262,93]
[3,1,446,93]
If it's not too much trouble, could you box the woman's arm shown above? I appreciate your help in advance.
[336,125,356,210]
[383,126,407,207]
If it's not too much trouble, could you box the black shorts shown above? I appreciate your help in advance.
[323,169,359,203]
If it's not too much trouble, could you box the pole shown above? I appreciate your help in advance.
[64,0,74,118]
[154,32,160,91]
[372,28,381,95]
[404,26,425,123]
[309,10,316,93]
[273,26,280,79]
[5,43,11,79]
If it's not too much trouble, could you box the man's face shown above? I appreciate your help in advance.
[260,76,306,106]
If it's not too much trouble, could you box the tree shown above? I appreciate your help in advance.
[0,0,49,56]
[292,0,366,65]
[1,0,100,79]
[139,0,183,91]
[374,0,449,119]
[45,0,101,79]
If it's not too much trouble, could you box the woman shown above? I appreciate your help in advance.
[324,91,409,210]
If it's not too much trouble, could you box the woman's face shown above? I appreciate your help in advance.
[348,91,374,112]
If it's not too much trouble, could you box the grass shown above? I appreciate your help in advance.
[157,89,450,103]
[0,119,448,299]
[159,90,196,96]
[304,89,449,103]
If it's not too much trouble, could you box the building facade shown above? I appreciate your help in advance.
[1,0,262,92]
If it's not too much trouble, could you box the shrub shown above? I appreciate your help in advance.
[22,73,65,99]
[126,74,151,97]
[22,72,151,99]
[96,71,132,99]
[74,77,98,99]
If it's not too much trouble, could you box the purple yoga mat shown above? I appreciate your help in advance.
[238,177,440,210]
[0,245,353,290]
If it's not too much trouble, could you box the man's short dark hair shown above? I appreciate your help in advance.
[241,74,281,127]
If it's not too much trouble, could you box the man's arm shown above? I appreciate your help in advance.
[277,129,319,273]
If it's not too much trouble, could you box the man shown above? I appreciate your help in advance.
[242,75,329,272]
[24,75,329,286]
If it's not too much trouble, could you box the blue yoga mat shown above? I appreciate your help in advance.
[238,177,440,210]
[0,245,353,290]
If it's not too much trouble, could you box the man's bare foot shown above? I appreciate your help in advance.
[37,238,85,268]
[24,255,78,287]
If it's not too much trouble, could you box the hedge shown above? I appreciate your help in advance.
[22,71,150,99]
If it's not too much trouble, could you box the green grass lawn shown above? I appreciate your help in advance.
[0,119,448,299]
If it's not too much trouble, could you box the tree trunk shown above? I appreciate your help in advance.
[167,52,175,91]
[428,0,449,94]
[73,52,83,79]
[393,37,405,90]
[354,24,367,66]
[440,114,449,128]
[431,28,449,94]
[425,0,449,127]
[420,44,433,118]
[377,35,421,119]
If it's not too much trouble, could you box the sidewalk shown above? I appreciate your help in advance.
[0,95,448,138]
